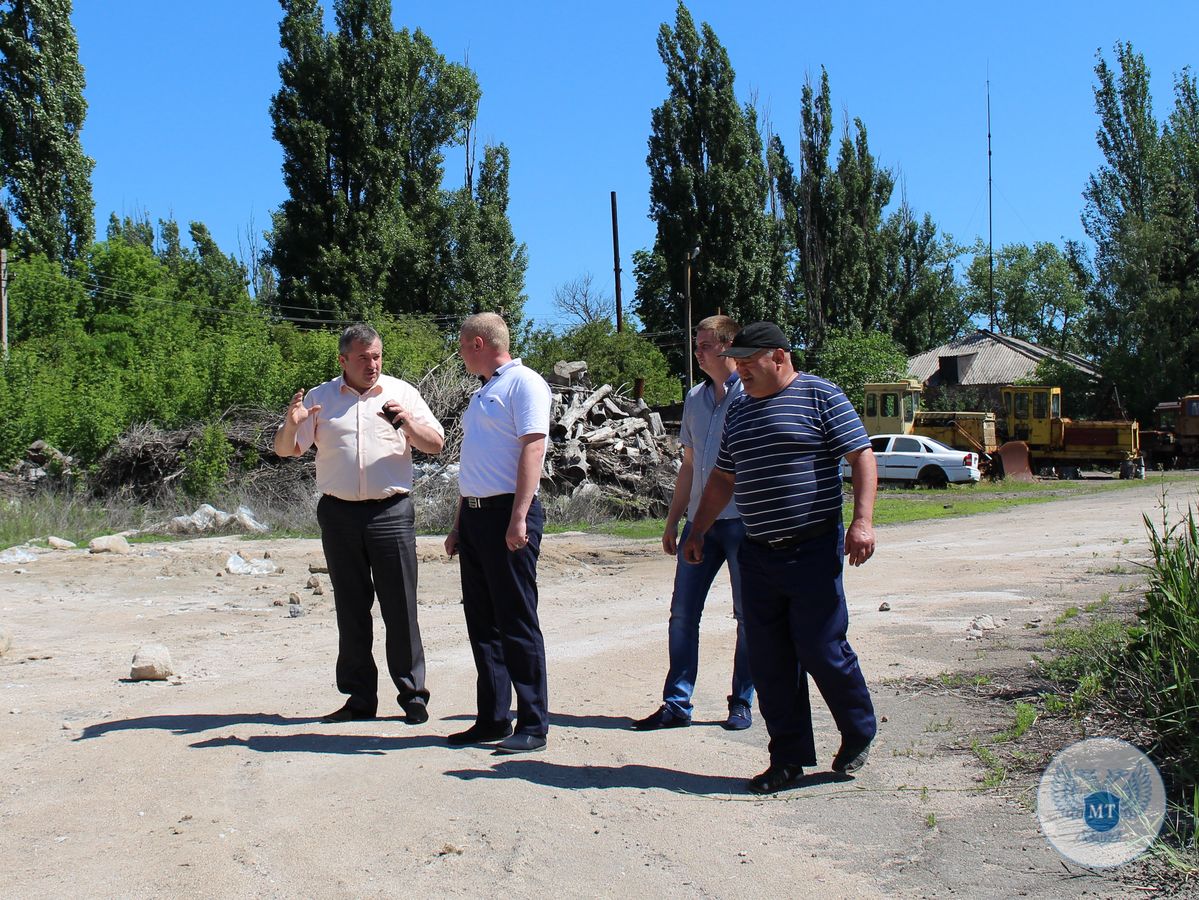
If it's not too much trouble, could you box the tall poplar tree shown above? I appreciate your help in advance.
[1082,43,1199,419]
[770,69,895,351]
[0,0,94,264]
[633,2,781,373]
[267,0,495,321]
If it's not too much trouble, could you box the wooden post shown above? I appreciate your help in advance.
[1,248,7,357]
[611,191,623,333]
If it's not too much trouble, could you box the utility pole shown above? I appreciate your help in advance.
[684,245,700,388]
[1,248,7,357]
[610,191,623,333]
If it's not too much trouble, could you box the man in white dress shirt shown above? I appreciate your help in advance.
[275,324,444,724]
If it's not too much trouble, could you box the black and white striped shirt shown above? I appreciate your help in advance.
[715,374,868,541]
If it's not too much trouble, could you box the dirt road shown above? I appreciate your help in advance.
[2,477,1194,898]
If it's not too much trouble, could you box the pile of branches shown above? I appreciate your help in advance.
[90,409,308,502]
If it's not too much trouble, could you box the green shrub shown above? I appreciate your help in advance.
[1130,508,1199,795]
[182,424,233,498]
[521,320,681,405]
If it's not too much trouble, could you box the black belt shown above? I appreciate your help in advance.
[746,518,839,550]
[324,492,408,505]
[462,494,515,509]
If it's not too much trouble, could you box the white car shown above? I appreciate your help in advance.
[841,434,981,488]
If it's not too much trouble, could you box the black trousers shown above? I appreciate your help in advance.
[738,525,876,767]
[457,497,548,736]
[317,493,427,714]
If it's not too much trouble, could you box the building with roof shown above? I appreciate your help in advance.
[908,329,1098,389]
[906,330,1100,414]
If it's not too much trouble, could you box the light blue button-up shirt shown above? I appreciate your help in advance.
[679,372,742,521]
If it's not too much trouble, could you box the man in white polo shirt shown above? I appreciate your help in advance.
[274,324,444,724]
[444,312,552,754]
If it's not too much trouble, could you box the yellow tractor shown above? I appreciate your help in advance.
[1144,394,1199,469]
[862,381,998,461]
[998,385,1143,480]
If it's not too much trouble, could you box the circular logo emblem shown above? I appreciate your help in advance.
[1037,738,1166,867]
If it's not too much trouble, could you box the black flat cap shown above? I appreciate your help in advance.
[719,321,792,357]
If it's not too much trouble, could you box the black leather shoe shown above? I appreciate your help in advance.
[630,705,691,730]
[322,703,377,723]
[494,733,547,754]
[747,763,804,795]
[402,702,429,725]
[447,721,513,746]
[832,737,873,774]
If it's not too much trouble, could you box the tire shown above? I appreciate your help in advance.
[918,466,949,489]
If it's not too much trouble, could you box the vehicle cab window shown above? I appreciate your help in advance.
[893,437,922,453]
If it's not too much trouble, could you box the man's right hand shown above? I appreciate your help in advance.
[286,390,320,425]
[444,530,459,558]
[661,520,681,556]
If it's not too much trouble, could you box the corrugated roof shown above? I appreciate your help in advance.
[907,330,1098,387]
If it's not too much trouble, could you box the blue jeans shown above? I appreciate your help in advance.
[662,519,754,717]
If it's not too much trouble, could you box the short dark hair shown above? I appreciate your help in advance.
[339,324,380,355]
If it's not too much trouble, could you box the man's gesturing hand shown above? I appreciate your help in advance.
[286,390,320,425]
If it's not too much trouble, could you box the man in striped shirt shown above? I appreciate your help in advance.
[682,322,879,795]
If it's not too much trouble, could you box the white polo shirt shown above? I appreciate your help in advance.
[289,374,443,501]
[459,359,551,498]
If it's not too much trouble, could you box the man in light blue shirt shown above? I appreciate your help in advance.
[632,316,754,731]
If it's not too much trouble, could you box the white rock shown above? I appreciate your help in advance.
[0,626,11,657]
[47,536,77,550]
[969,614,998,632]
[129,644,173,681]
[89,534,132,555]
[0,546,37,564]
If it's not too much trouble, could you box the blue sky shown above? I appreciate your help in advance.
[71,2,1198,327]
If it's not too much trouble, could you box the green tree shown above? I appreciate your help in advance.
[447,143,528,319]
[880,201,971,354]
[804,326,908,410]
[267,0,490,321]
[633,2,782,374]
[963,241,1086,352]
[772,69,959,355]
[0,0,95,263]
[522,319,681,406]
[1082,43,1199,419]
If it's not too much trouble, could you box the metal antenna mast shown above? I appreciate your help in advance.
[987,77,995,331]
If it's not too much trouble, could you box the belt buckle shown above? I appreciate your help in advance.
[466,496,481,508]
[767,536,788,548]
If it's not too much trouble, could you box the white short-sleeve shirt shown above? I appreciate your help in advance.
[458,359,551,497]
[289,374,443,501]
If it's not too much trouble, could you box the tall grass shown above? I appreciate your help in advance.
[1128,506,1199,845]
[0,487,163,549]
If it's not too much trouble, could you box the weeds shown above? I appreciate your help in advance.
[971,740,1007,788]
[936,672,991,689]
